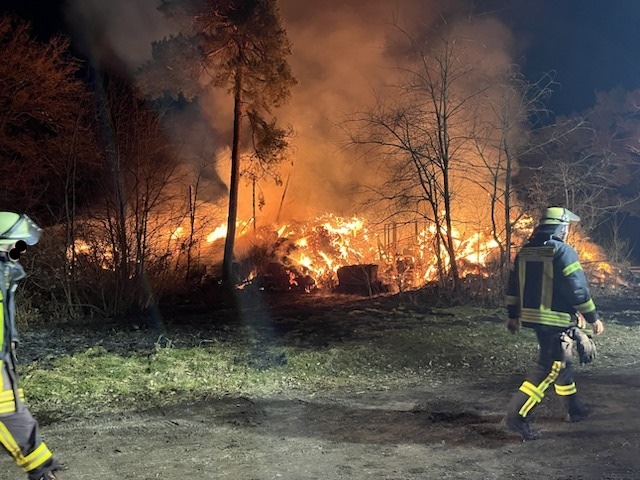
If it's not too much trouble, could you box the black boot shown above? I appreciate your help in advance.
[505,414,540,440]
[27,458,61,480]
[565,394,591,422]
[29,472,58,480]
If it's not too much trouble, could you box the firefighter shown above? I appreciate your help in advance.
[0,212,61,479]
[504,206,604,440]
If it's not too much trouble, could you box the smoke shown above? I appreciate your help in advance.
[63,0,517,225]
[64,0,175,69]
[263,0,461,222]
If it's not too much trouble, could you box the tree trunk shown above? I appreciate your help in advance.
[222,68,243,284]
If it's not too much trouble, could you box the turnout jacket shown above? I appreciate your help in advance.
[0,254,26,414]
[506,226,598,330]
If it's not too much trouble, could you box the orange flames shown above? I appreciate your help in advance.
[211,214,617,292]
[70,212,619,293]
[197,214,509,291]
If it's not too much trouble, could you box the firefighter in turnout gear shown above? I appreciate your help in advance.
[504,207,604,440]
[0,213,61,479]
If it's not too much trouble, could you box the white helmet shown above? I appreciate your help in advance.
[539,207,580,226]
[0,212,42,245]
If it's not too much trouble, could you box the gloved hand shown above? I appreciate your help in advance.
[591,319,604,335]
[566,327,597,364]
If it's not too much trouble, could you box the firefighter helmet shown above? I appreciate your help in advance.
[539,207,580,225]
[0,212,42,245]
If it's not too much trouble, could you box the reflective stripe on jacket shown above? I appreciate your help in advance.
[506,229,597,329]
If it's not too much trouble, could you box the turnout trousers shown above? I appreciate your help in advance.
[507,327,584,419]
[0,354,59,479]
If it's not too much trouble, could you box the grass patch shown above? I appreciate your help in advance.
[18,303,640,421]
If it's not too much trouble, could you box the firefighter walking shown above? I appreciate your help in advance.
[504,206,604,440]
[0,212,61,479]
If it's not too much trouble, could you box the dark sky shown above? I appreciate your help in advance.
[493,0,640,115]
[3,0,640,117]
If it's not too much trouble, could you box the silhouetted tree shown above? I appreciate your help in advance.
[139,0,296,284]
[345,29,486,291]
[86,74,184,315]
[0,15,98,222]
[468,68,585,274]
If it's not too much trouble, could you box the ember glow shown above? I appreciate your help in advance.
[68,212,618,294]
[216,214,617,292]
[202,214,507,291]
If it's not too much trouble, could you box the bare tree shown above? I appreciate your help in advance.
[0,16,98,220]
[345,28,487,291]
[87,75,183,315]
[466,67,586,275]
[517,86,640,248]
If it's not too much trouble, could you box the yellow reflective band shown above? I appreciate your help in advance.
[0,421,24,463]
[541,259,554,310]
[555,383,577,396]
[574,298,596,314]
[563,261,582,276]
[518,260,526,312]
[539,361,562,394]
[0,388,24,403]
[19,442,53,472]
[519,397,537,417]
[0,388,25,414]
[518,361,562,417]
[519,381,544,402]
[521,308,572,328]
[506,295,518,306]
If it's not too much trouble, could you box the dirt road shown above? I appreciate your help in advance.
[21,365,640,480]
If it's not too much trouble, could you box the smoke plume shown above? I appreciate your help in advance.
[64,0,517,226]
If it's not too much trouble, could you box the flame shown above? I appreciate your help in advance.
[66,211,620,293]
[223,214,618,292]
[206,224,227,243]
[171,226,184,240]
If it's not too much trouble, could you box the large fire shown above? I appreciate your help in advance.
[71,212,620,294]
[188,213,618,293]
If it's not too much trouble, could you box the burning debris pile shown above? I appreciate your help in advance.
[229,214,381,293]
[69,212,624,299]
[208,214,508,294]
[209,214,623,295]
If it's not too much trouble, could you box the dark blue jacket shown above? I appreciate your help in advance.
[506,225,598,330]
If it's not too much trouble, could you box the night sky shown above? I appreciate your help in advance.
[3,0,640,116]
[494,0,640,115]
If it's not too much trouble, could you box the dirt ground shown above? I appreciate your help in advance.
[4,294,640,480]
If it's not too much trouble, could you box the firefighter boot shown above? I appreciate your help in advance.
[565,394,591,422]
[29,470,59,480]
[505,414,540,440]
[27,458,61,480]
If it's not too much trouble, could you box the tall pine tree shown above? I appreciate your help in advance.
[140,0,296,283]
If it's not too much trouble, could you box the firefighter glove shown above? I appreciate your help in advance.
[567,327,597,365]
